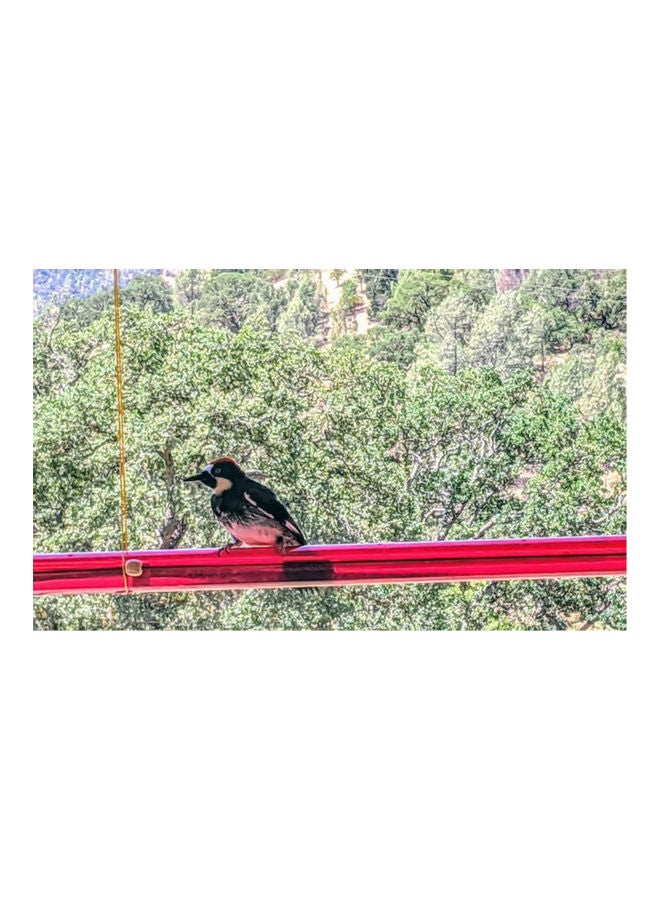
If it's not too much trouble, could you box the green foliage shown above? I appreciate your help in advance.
[174,269,208,307]
[573,269,627,330]
[406,269,626,379]
[365,326,420,366]
[415,291,483,374]
[277,273,323,338]
[33,269,627,631]
[518,269,583,311]
[358,269,399,318]
[381,269,452,330]
[517,268,626,343]
[546,333,626,420]
[464,292,538,371]
[121,275,173,313]
[198,270,277,331]
[52,275,174,328]
[340,279,359,308]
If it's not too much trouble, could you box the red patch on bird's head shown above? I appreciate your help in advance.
[209,456,240,468]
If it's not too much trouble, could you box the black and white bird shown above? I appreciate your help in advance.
[184,457,307,552]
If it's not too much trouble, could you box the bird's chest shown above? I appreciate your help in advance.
[211,491,243,522]
[210,490,280,546]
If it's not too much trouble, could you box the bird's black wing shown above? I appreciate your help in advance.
[243,478,307,545]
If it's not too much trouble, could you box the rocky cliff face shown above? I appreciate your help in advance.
[495,269,530,292]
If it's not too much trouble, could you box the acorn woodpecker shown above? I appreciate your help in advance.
[184,457,307,551]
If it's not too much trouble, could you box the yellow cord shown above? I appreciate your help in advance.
[113,269,130,591]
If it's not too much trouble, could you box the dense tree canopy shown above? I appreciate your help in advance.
[33,269,626,630]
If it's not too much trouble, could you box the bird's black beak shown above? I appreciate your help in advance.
[183,471,216,489]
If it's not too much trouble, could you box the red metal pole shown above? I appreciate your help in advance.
[33,536,626,595]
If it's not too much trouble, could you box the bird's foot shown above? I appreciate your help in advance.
[275,536,303,555]
[219,540,245,555]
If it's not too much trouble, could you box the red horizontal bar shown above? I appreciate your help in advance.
[33,536,626,595]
